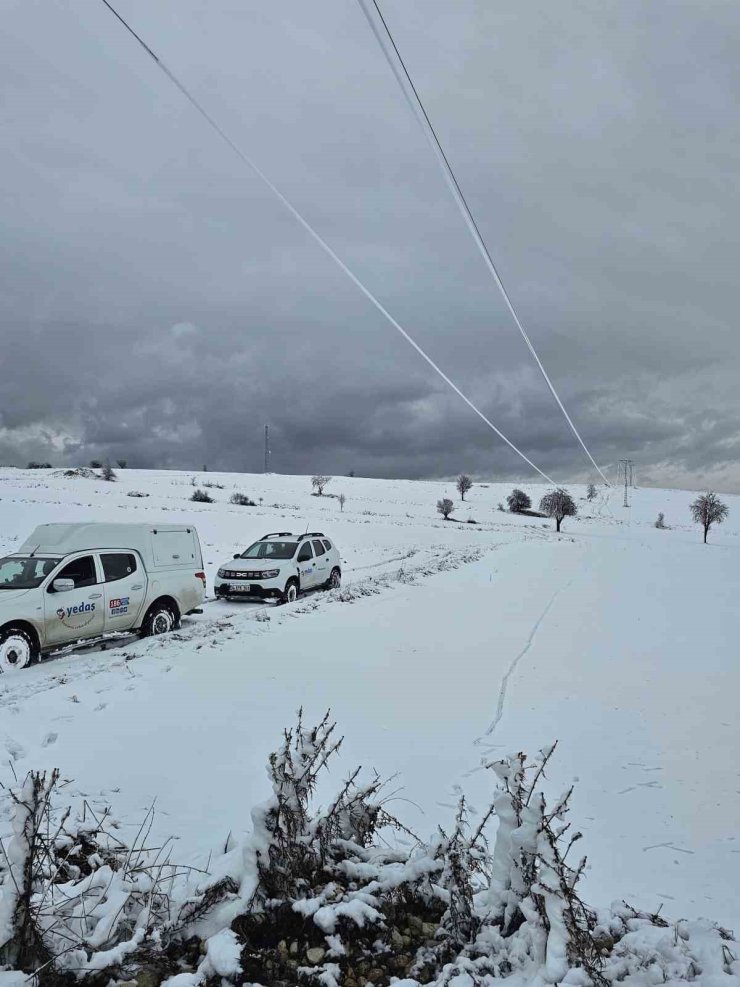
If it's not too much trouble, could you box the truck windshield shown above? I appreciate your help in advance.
[239,541,297,561]
[0,556,59,589]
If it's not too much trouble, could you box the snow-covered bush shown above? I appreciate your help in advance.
[655,512,667,529]
[587,482,597,501]
[190,489,214,503]
[230,492,256,507]
[0,770,236,980]
[506,488,531,513]
[2,719,738,986]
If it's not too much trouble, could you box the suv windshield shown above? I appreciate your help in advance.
[0,556,59,589]
[239,541,297,561]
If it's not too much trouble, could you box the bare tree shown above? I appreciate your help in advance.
[437,497,455,520]
[456,474,473,501]
[116,459,127,469]
[338,492,346,512]
[311,475,332,496]
[690,491,729,544]
[539,488,577,532]
[101,461,117,482]
[586,482,597,501]
[506,488,531,513]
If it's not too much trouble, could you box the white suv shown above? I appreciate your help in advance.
[215,532,341,604]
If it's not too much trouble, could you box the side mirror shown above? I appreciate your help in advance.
[52,578,75,593]
[233,553,241,559]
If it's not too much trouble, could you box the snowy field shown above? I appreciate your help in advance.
[0,466,738,937]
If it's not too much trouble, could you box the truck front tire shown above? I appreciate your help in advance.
[0,626,39,672]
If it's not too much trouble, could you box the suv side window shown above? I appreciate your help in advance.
[101,553,137,582]
[297,542,313,563]
[52,555,97,590]
[312,540,326,556]
[322,540,332,552]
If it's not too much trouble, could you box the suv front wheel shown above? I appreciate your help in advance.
[281,578,299,605]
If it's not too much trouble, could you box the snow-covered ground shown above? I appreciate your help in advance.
[0,466,738,935]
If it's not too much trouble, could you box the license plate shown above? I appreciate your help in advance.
[229,583,251,593]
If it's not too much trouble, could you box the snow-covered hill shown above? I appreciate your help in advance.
[0,466,738,942]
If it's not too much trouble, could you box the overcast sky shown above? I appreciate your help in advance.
[2,0,739,490]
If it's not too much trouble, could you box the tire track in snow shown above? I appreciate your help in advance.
[474,581,571,744]
[0,544,489,709]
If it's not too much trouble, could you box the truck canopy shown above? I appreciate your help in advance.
[17,523,202,570]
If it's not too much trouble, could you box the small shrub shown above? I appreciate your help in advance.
[101,462,117,482]
[506,488,531,513]
[437,497,455,520]
[338,493,346,512]
[27,461,52,469]
[127,490,150,498]
[191,488,214,503]
[586,482,597,501]
[203,480,225,490]
[230,492,256,507]
[497,502,505,512]
[655,512,667,529]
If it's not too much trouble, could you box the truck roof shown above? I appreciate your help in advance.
[18,522,198,562]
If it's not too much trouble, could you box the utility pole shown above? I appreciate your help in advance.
[617,459,634,507]
[264,424,270,474]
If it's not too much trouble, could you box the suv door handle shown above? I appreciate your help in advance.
[132,584,143,590]
[89,593,102,599]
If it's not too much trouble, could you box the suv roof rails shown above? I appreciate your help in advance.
[297,531,326,541]
[260,531,294,540]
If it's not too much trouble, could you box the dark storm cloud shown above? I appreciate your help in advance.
[1,0,740,489]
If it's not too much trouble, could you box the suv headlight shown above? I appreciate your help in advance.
[261,569,280,579]
[217,568,226,578]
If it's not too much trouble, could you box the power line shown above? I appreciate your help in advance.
[95,0,558,484]
[355,0,610,487]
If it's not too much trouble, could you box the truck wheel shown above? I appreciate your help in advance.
[281,579,299,605]
[140,601,179,638]
[327,567,341,590]
[0,627,38,672]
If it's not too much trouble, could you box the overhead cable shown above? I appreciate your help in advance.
[356,0,610,486]
[96,0,557,483]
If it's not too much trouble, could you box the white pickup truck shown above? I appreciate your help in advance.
[0,523,206,671]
